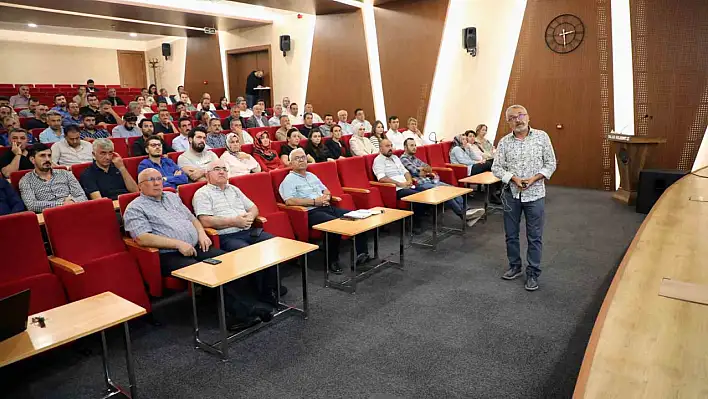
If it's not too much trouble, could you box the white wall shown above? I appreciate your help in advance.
[425,0,527,142]
[219,14,316,106]
[145,38,187,93]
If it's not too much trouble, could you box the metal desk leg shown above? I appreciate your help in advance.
[123,322,138,399]
[276,264,281,303]
[432,203,438,251]
[301,254,309,318]
[483,184,490,223]
[350,236,357,293]
[217,286,228,360]
[462,193,468,233]
[190,282,199,348]
[399,218,405,267]
[323,232,329,287]
[409,202,414,244]
[100,331,113,393]
[374,227,379,260]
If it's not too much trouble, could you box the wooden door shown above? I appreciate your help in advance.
[117,50,147,88]
[226,46,272,106]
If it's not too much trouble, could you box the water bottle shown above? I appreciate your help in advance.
[433,175,440,184]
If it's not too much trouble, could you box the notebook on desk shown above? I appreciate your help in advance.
[0,289,30,341]
[342,209,384,220]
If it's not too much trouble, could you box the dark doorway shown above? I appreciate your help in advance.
[226,45,272,107]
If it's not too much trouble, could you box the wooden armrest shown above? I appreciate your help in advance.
[277,203,308,212]
[342,187,371,194]
[431,166,453,172]
[48,256,84,275]
[331,196,342,202]
[204,227,219,236]
[370,181,396,188]
[256,216,267,223]
[123,237,159,253]
[445,163,467,168]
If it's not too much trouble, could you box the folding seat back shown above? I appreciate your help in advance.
[123,155,147,181]
[177,181,207,213]
[363,153,378,181]
[416,146,430,164]
[163,133,178,147]
[127,136,141,156]
[269,168,291,203]
[229,172,295,239]
[241,144,253,154]
[307,161,355,210]
[270,140,283,155]
[167,151,182,163]
[440,141,453,163]
[338,155,373,189]
[427,143,447,166]
[113,105,127,115]
[109,137,129,158]
[342,134,353,149]
[30,128,44,141]
[71,162,93,182]
[212,147,226,157]
[11,166,68,192]
[215,110,229,118]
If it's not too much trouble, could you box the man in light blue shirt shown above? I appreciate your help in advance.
[336,109,355,135]
[111,112,141,138]
[279,148,368,275]
[50,93,70,119]
[39,111,65,143]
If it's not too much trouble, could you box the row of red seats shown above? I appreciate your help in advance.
[0,84,136,89]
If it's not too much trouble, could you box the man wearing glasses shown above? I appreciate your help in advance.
[137,135,188,189]
[492,105,557,291]
[278,148,370,275]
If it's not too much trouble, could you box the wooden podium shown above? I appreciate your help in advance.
[607,133,666,205]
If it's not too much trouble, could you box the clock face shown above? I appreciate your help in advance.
[545,14,585,54]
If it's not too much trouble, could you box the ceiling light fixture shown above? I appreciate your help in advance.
[27,23,37,28]
[129,32,138,37]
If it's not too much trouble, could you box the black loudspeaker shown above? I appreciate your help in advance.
[161,43,171,58]
[636,169,687,214]
[279,35,291,56]
[463,27,477,56]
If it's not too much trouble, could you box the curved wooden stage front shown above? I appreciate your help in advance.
[574,169,708,398]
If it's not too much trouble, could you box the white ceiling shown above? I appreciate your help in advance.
[0,21,165,41]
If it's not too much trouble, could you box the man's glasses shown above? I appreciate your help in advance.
[209,167,228,173]
[138,176,164,184]
[147,143,162,148]
[292,156,307,162]
[507,113,527,122]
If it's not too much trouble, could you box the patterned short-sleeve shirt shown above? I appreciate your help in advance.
[124,191,198,252]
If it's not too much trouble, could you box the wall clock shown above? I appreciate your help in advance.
[545,14,585,54]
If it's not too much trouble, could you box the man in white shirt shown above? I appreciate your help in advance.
[304,103,323,124]
[337,109,355,135]
[372,138,426,233]
[51,125,94,167]
[172,117,193,152]
[287,103,302,125]
[177,127,218,182]
[402,117,431,147]
[238,99,253,119]
[350,108,372,133]
[386,115,405,150]
[268,104,284,126]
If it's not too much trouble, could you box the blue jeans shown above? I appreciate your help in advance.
[246,94,257,109]
[502,189,545,278]
[418,181,465,218]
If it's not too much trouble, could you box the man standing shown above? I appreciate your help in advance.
[39,111,64,143]
[0,129,33,178]
[9,85,31,110]
[177,127,218,182]
[246,104,269,128]
[172,117,192,152]
[138,136,188,189]
[81,138,138,199]
[268,104,284,126]
[282,97,291,110]
[492,105,556,291]
[106,88,126,106]
[80,115,110,141]
[50,125,94,167]
[245,70,264,108]
[386,115,404,150]
[279,148,369,274]
[111,112,141,138]
[350,108,372,133]
[19,144,87,213]
[319,114,335,137]
[62,102,83,129]
[337,110,355,135]
[133,120,174,156]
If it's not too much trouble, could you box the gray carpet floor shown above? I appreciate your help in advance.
[1,186,644,399]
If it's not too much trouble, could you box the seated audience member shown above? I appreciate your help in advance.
[51,94,70,119]
[275,116,292,141]
[136,95,153,115]
[337,110,355,135]
[229,118,253,145]
[350,108,372,133]
[217,96,229,111]
[175,101,191,119]
[370,120,386,152]
[324,125,350,159]
[79,93,101,118]
[400,138,482,225]
[141,88,155,107]
[148,85,159,100]
[18,97,40,118]
[97,100,122,125]
[449,133,491,176]
[80,138,138,199]
[132,120,174,157]
[257,100,268,117]
[1,129,33,178]
[25,104,49,131]
[0,178,24,215]
[221,133,260,177]
[253,131,285,171]
[246,104,269,128]
[268,104,283,126]
[138,136,188,189]
[125,168,273,330]
[286,103,301,125]
[127,101,145,124]
[2,115,20,132]
[62,102,83,129]
[221,105,242,130]
[178,127,219,182]
[373,139,426,233]
[0,103,13,119]
[238,99,253,119]
[172,117,192,152]
[157,88,173,105]
[402,117,431,147]
[51,125,93,167]
[9,85,30,110]
[154,109,177,134]
[73,86,88,108]
[196,93,216,111]
[39,111,65,144]
[474,124,495,160]
[86,79,99,93]
[282,96,291,109]
[305,128,332,163]
[20,144,87,213]
[350,125,376,156]
[80,115,110,141]
[303,103,323,124]
[112,112,141,138]
[106,88,125,106]
[206,118,227,149]
[280,129,314,166]
[319,114,335,137]
[180,92,197,112]
[298,113,315,138]
[151,100,173,124]
[0,97,10,108]
[279,149,369,274]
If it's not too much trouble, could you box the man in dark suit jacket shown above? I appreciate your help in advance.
[246,104,269,128]
[157,88,174,105]
[222,105,245,130]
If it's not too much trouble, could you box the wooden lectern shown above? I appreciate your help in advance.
[607,133,666,205]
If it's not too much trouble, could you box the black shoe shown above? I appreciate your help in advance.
[227,316,261,332]
[501,268,523,280]
[253,307,275,323]
[279,285,288,296]
[525,276,539,291]
[356,253,370,265]
[329,262,343,274]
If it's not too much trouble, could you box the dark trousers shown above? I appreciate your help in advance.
[397,187,427,224]
[502,189,545,278]
[307,206,368,265]
[245,94,257,109]
[220,229,278,294]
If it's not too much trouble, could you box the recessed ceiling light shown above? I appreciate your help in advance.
[129,32,138,37]
[27,23,37,28]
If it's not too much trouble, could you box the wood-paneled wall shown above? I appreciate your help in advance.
[631,0,708,170]
[184,34,224,101]
[374,0,449,129]
[497,0,614,190]
[306,10,374,119]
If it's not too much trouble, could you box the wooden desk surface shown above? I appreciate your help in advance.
[459,172,501,185]
[400,186,473,205]
[574,169,708,398]
[312,207,412,236]
[0,292,146,368]
[172,237,318,288]
[36,200,119,226]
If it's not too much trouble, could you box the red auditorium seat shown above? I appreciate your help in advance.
[416,145,456,186]
[362,153,407,210]
[0,84,13,89]
[163,133,178,147]
[341,134,353,149]
[215,110,229,118]
[110,137,130,158]
[229,172,295,240]
[175,181,222,248]
[30,128,44,141]
[55,84,72,89]
[70,162,93,181]
[336,156,385,209]
[0,212,67,314]
[426,143,464,186]
[167,152,181,163]
[123,155,147,181]
[307,161,356,211]
[43,199,152,310]
[34,84,54,88]
[241,143,253,154]
[211,147,226,157]
[247,126,278,141]
[106,84,121,88]
[113,105,128,115]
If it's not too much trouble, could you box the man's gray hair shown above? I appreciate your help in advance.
[93,138,114,152]
[46,110,62,118]
[128,101,140,110]
[505,104,528,119]
[289,147,306,161]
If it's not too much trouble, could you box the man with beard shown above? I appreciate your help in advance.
[172,117,193,152]
[24,103,48,133]
[50,93,70,119]
[111,112,141,138]
[0,129,34,178]
[132,119,174,157]
[105,87,126,106]
[50,125,94,167]
[79,93,101,118]
[318,114,335,137]
[62,102,83,129]
[177,127,218,182]
[138,135,188,189]
[80,115,110,140]
[19,143,87,213]
[492,104,556,292]
[38,110,65,144]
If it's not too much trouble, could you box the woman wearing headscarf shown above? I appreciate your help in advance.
[220,133,261,177]
[253,131,286,171]
[305,128,333,163]
[449,132,490,176]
